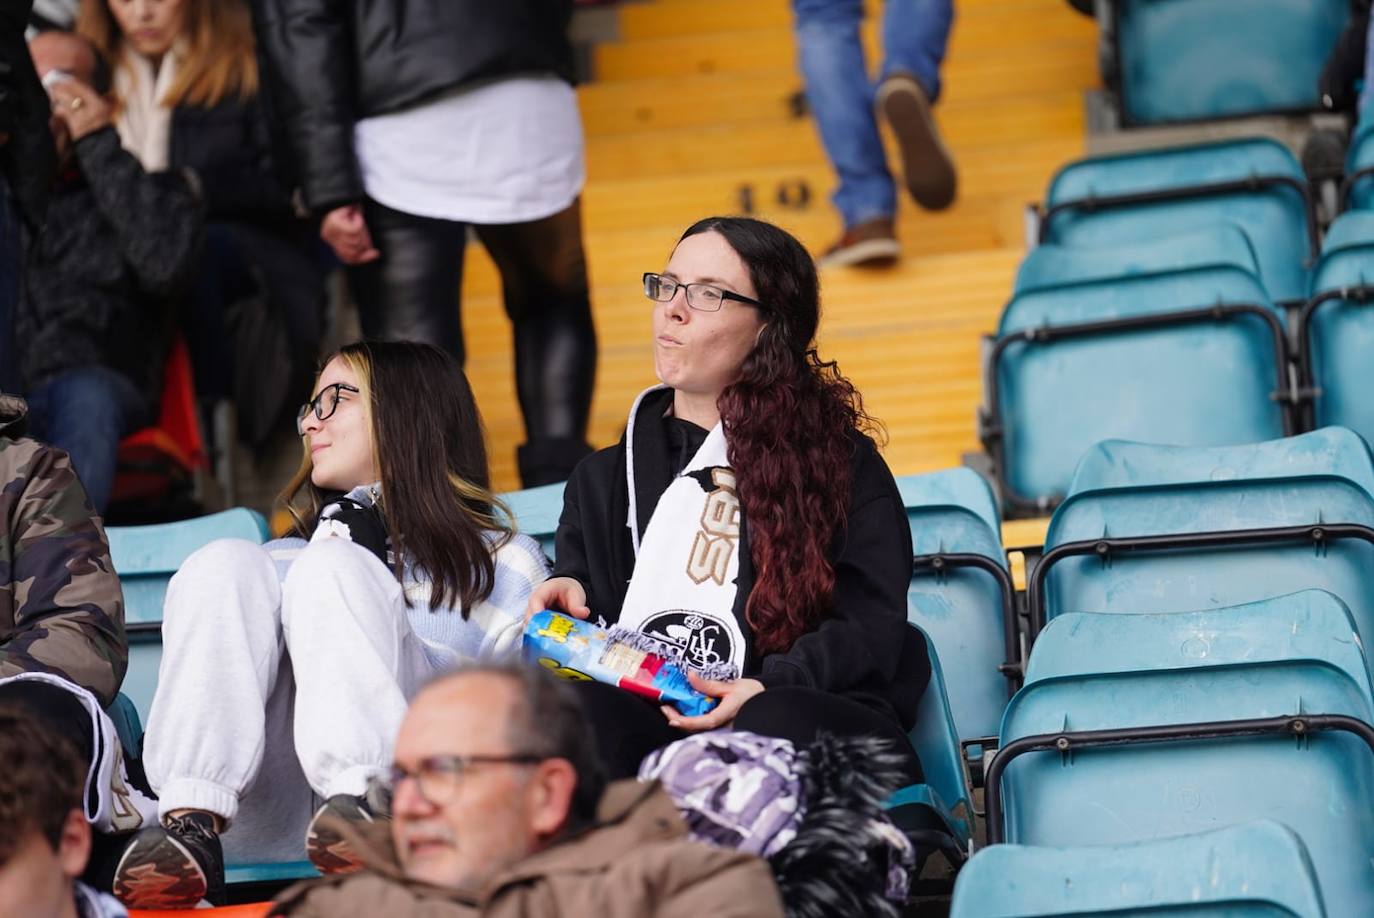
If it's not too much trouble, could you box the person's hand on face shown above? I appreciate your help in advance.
[523,577,590,624]
[48,77,111,142]
[321,205,381,265]
[662,673,765,732]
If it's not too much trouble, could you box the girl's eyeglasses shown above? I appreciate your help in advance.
[296,383,360,435]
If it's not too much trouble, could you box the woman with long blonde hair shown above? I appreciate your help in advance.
[112,341,549,909]
[77,0,327,452]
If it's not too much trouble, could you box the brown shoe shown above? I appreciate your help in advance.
[876,73,957,211]
[818,217,900,268]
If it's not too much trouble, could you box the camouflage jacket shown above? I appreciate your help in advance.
[0,395,127,706]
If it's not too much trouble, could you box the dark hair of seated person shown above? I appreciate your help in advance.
[0,705,86,864]
[683,216,882,655]
[280,340,517,615]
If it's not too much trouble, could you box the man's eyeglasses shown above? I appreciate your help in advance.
[296,383,360,435]
[366,753,545,811]
[643,272,765,313]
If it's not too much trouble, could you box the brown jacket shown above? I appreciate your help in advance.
[270,781,784,918]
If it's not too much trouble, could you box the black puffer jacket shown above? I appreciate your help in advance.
[251,0,576,215]
[170,95,295,224]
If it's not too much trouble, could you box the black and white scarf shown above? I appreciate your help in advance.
[619,387,747,677]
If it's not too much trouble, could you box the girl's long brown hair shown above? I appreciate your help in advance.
[77,0,259,109]
[679,217,882,656]
[279,341,515,614]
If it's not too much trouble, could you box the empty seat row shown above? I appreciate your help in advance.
[984,136,1374,513]
[1085,0,1347,128]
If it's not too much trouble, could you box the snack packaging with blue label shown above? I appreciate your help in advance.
[523,609,718,717]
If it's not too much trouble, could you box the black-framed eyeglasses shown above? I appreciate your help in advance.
[296,383,360,435]
[366,753,546,812]
[643,272,765,313]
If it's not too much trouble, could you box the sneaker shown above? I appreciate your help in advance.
[306,793,388,875]
[875,73,957,211]
[112,811,225,909]
[818,217,901,268]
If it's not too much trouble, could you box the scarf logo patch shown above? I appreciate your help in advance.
[641,610,734,669]
[686,468,740,586]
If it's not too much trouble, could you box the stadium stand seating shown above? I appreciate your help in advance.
[900,468,1017,746]
[106,510,310,889]
[1108,0,1347,126]
[887,631,976,870]
[459,0,1098,492]
[949,819,1327,917]
[110,337,208,513]
[1298,212,1374,442]
[1343,116,1374,211]
[1012,222,1262,294]
[984,260,1291,513]
[499,482,563,558]
[1029,429,1374,670]
[1040,137,1316,305]
[987,595,1374,913]
[107,508,271,725]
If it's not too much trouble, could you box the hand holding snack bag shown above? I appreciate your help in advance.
[523,609,732,717]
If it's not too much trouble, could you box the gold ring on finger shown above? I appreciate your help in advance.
[70,97,83,111]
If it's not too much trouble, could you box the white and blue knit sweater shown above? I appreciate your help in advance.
[265,484,549,664]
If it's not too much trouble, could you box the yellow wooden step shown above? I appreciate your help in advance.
[579,61,1091,134]
[583,97,1079,183]
[618,0,1093,44]
[595,26,1095,88]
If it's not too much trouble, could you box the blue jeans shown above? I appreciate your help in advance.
[26,367,149,514]
[792,0,954,228]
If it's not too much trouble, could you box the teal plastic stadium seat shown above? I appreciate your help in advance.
[1344,118,1374,211]
[500,482,564,560]
[992,263,1287,509]
[899,469,1013,743]
[1037,430,1374,686]
[225,861,317,887]
[1114,0,1346,125]
[1014,223,1262,294]
[1304,212,1374,444]
[106,692,143,758]
[106,509,269,722]
[1026,594,1374,711]
[1043,138,1313,303]
[886,630,974,855]
[950,820,1327,917]
[1063,427,1374,499]
[107,508,270,623]
[994,621,1374,913]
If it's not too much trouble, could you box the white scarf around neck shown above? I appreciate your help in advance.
[619,386,746,675]
[114,44,181,171]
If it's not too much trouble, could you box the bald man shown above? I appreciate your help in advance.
[271,663,784,917]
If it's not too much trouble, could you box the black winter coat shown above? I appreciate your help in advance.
[251,0,577,215]
[0,0,56,228]
[170,95,295,225]
[15,128,201,405]
[551,387,931,731]
[169,94,326,447]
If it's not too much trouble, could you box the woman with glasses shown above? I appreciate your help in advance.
[114,341,549,909]
[527,216,930,782]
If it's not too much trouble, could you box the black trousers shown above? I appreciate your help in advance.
[574,681,924,785]
[349,196,598,485]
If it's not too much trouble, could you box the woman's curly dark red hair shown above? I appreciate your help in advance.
[680,217,881,656]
